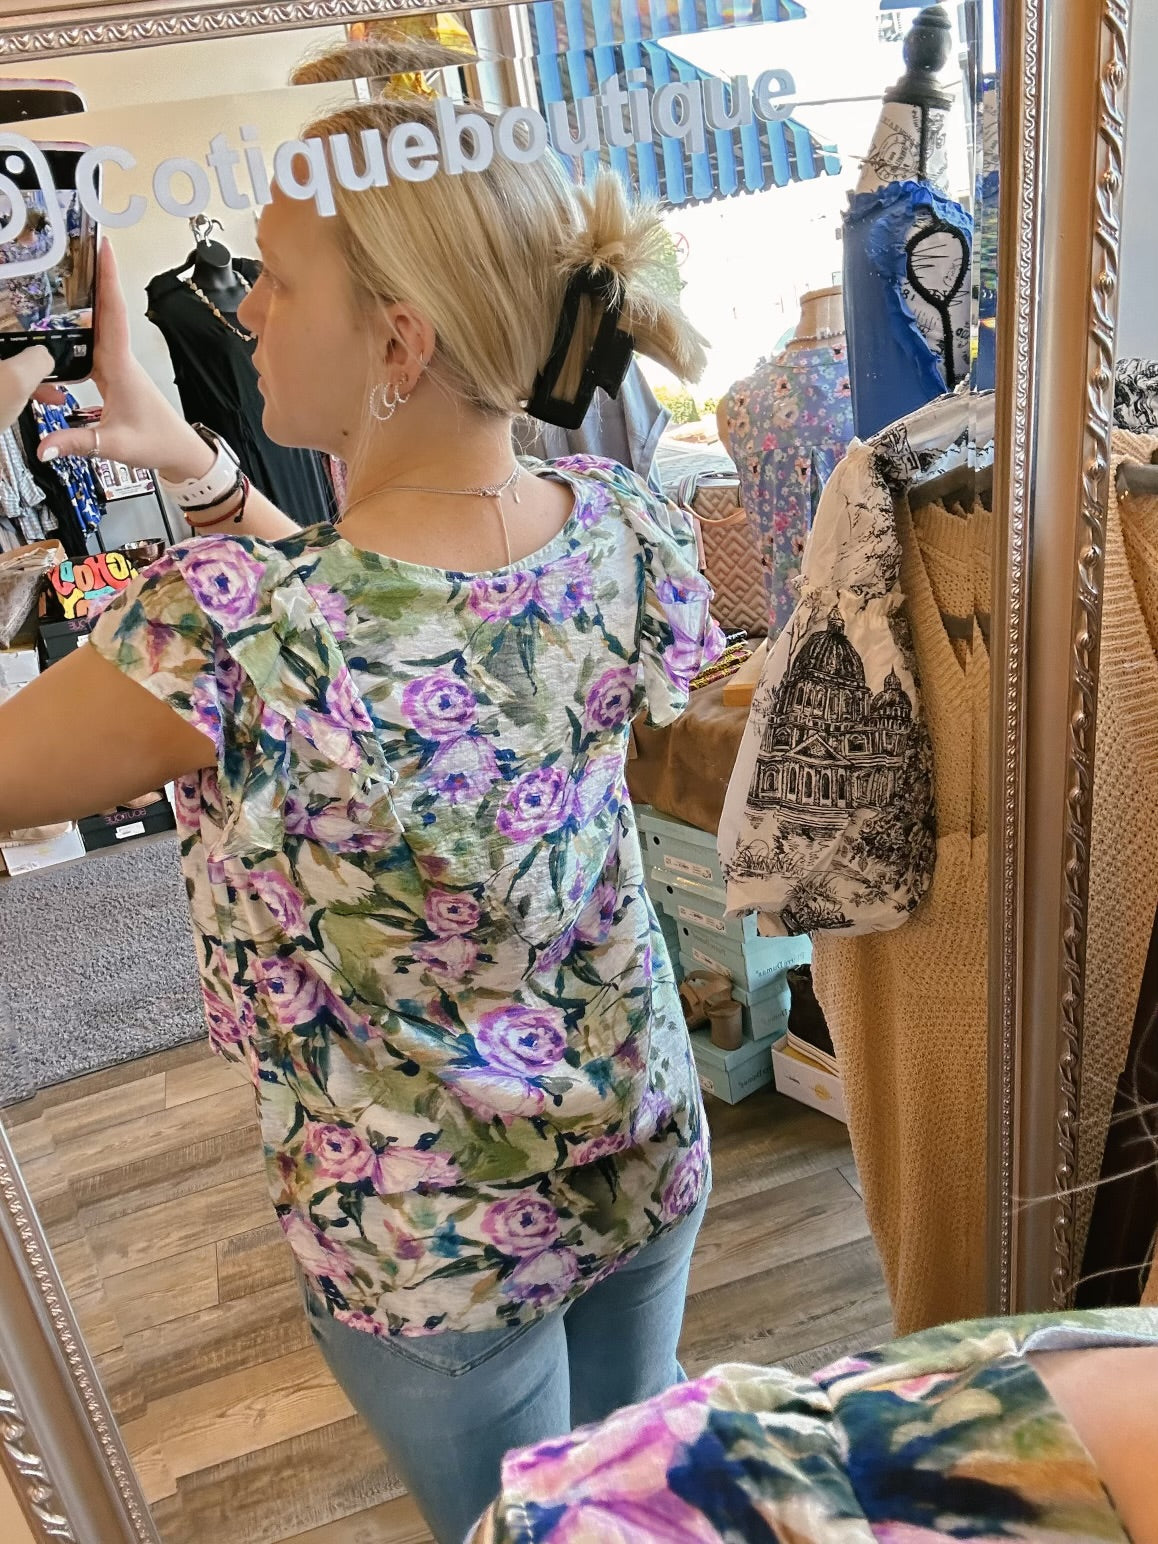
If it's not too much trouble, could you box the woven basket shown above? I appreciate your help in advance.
[677,471,767,637]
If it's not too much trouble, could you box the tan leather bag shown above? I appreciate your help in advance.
[677,471,767,637]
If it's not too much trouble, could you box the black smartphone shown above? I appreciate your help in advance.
[0,138,97,383]
[0,81,86,124]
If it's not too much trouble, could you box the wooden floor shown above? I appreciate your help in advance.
[4,1042,889,1544]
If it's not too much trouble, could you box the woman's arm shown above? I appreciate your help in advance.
[38,240,300,542]
[0,644,215,830]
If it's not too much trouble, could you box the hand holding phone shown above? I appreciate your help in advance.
[0,137,96,382]
[37,240,211,484]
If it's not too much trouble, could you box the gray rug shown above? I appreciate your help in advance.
[0,834,205,1107]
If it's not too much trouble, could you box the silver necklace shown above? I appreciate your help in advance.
[181,272,254,343]
[338,464,522,565]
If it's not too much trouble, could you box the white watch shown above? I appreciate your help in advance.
[159,426,242,510]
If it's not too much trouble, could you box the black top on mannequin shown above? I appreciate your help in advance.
[147,220,337,527]
[176,233,252,311]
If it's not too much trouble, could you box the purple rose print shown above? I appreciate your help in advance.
[324,671,374,733]
[656,575,698,609]
[302,1122,377,1184]
[502,1246,580,1308]
[248,869,309,935]
[429,735,498,804]
[661,630,707,693]
[573,482,614,530]
[213,650,245,705]
[497,765,575,842]
[279,1211,355,1281]
[468,570,536,622]
[575,752,623,826]
[414,935,478,981]
[632,1086,674,1143]
[373,1145,461,1193]
[181,539,265,627]
[476,1004,568,1074]
[307,584,350,640]
[424,889,481,936]
[401,672,478,740]
[172,776,201,829]
[535,554,594,622]
[257,956,368,1038]
[660,1142,706,1222]
[573,882,617,947]
[257,956,328,1023]
[444,1069,547,1126]
[537,927,576,973]
[202,986,245,1047]
[584,667,638,732]
[333,1308,388,1338]
[481,1196,561,1256]
[568,1130,631,1166]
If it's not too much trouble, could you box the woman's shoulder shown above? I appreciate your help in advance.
[109,525,343,641]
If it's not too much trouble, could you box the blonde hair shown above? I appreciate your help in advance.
[300,77,707,420]
[290,38,475,90]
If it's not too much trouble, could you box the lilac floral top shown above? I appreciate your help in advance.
[90,457,724,1339]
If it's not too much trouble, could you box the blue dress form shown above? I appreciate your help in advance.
[843,8,973,438]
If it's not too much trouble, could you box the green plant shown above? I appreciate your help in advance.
[655,385,699,425]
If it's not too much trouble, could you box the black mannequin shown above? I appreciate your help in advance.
[174,220,251,312]
[147,218,337,526]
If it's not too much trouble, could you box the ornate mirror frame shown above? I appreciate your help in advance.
[988,0,1132,1314]
[0,0,1137,1534]
[0,1,487,60]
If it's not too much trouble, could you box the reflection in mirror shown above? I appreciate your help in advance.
[1073,0,1158,1317]
[0,4,997,1541]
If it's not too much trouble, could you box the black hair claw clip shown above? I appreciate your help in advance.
[526,264,636,430]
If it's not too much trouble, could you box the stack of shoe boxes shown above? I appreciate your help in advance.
[635,805,811,1103]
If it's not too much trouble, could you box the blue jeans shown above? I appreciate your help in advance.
[300,1190,708,1544]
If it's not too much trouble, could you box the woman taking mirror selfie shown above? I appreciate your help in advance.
[0,76,724,1544]
[8,6,1158,1543]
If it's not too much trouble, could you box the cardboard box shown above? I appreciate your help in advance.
[0,826,85,875]
[79,797,176,851]
[691,1028,773,1104]
[0,647,39,690]
[771,1041,848,1125]
[676,916,811,994]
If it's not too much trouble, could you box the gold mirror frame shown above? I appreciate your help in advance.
[0,0,1138,1534]
[989,0,1132,1314]
[0,1,496,60]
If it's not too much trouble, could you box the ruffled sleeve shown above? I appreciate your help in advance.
[89,554,227,757]
[611,466,725,727]
[90,534,393,857]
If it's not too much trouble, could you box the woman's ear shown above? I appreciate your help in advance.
[380,301,436,390]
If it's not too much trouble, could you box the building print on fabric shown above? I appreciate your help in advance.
[719,422,946,938]
[753,609,914,831]
[729,597,932,934]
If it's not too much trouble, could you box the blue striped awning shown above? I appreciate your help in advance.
[529,0,841,207]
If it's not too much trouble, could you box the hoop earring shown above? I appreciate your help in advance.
[368,381,410,423]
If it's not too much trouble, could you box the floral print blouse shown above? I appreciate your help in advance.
[90,457,723,1339]
[473,1309,1158,1541]
[723,343,854,635]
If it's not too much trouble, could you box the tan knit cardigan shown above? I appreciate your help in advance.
[1076,432,1158,1274]
[813,497,990,1334]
